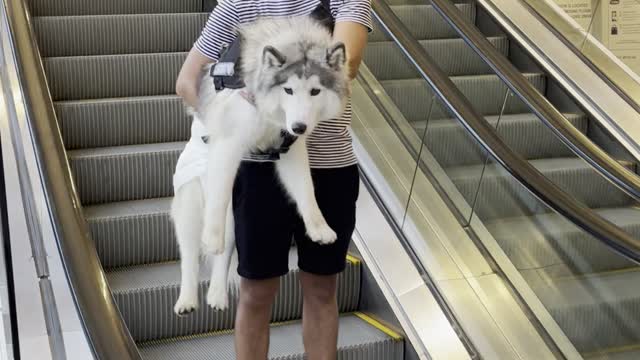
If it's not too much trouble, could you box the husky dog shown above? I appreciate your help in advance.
[171,15,350,314]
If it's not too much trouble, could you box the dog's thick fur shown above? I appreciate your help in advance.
[171,15,350,314]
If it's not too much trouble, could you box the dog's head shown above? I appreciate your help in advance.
[254,40,349,136]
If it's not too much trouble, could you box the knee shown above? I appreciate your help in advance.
[238,278,279,309]
[301,274,337,306]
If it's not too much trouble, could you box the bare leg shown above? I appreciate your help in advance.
[276,140,336,244]
[235,277,280,360]
[300,271,339,360]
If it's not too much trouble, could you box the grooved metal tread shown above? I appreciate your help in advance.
[108,249,361,341]
[68,141,184,204]
[369,3,476,42]
[27,0,203,16]
[486,206,640,274]
[137,314,403,360]
[447,157,635,220]
[529,269,640,352]
[381,73,546,121]
[585,348,640,360]
[365,36,509,79]
[414,112,587,167]
[44,52,187,101]
[69,140,185,158]
[85,196,172,220]
[33,13,209,57]
[85,197,175,268]
[56,95,189,149]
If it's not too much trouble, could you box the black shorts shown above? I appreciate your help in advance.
[232,162,360,280]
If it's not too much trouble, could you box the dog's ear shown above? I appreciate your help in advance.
[326,42,346,70]
[263,46,286,68]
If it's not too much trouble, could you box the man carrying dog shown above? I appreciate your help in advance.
[176,1,372,359]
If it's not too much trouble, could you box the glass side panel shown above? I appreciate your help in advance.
[403,90,640,359]
[365,1,640,359]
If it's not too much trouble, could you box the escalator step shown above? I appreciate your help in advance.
[381,73,546,121]
[33,13,208,57]
[528,269,640,352]
[414,112,588,168]
[365,36,509,79]
[69,141,184,205]
[26,0,203,16]
[85,197,175,268]
[137,314,403,360]
[585,348,640,360]
[447,157,635,221]
[108,249,361,342]
[370,3,477,42]
[486,206,640,275]
[56,95,189,150]
[44,52,186,101]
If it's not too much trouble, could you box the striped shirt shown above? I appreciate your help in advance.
[194,0,373,168]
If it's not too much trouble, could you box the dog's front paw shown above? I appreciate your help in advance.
[174,293,199,316]
[306,221,337,245]
[206,285,229,311]
[202,222,225,255]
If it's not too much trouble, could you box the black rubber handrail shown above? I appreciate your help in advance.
[371,0,640,263]
[427,0,640,203]
[2,0,142,359]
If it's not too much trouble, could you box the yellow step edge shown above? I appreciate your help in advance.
[353,312,404,341]
[138,318,302,347]
[139,312,402,347]
[345,253,361,265]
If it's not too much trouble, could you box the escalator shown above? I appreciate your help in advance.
[5,0,640,358]
[362,1,640,359]
[26,0,409,358]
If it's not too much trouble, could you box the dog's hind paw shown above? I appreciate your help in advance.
[307,222,337,245]
[206,285,229,311]
[174,295,199,316]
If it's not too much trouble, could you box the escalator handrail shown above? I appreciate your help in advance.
[427,0,640,203]
[371,0,640,263]
[2,0,142,358]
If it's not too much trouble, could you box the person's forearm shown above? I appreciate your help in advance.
[333,22,369,79]
[176,47,215,108]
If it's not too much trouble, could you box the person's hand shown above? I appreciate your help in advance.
[176,47,215,109]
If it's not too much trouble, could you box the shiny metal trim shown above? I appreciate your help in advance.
[1,0,141,358]
[352,181,471,360]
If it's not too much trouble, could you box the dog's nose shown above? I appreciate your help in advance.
[292,123,307,135]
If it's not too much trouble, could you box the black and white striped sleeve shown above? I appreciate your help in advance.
[334,0,373,32]
[194,0,240,61]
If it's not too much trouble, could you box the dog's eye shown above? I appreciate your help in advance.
[284,88,293,95]
[310,88,321,96]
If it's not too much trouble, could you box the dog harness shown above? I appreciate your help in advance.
[209,0,335,161]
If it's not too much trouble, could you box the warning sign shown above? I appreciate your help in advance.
[601,0,640,73]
